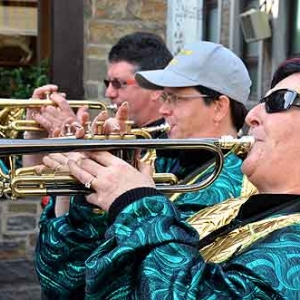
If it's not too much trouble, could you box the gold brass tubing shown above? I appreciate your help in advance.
[0,99,117,110]
[0,99,117,133]
[0,136,254,197]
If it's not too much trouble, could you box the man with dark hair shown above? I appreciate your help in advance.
[59,56,300,299]
[104,32,173,130]
[22,32,173,165]
[270,57,300,88]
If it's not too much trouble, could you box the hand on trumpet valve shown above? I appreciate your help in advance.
[91,101,130,136]
[60,101,130,138]
[41,152,86,174]
[27,84,88,138]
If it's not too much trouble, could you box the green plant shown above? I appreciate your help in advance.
[0,60,49,98]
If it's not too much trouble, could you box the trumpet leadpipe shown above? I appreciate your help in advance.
[0,136,254,197]
[0,136,254,156]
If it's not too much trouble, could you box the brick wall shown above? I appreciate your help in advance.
[83,0,168,100]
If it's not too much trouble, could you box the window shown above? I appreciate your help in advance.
[241,0,259,102]
[289,0,300,56]
[203,0,219,42]
[0,0,38,66]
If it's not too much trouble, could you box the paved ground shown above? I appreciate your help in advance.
[0,259,41,300]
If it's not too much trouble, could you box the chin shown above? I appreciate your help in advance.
[169,133,182,139]
[167,128,176,139]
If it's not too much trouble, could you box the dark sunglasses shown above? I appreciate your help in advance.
[103,78,136,89]
[260,88,300,113]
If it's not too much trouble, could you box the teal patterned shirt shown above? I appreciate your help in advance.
[35,153,245,298]
[37,191,300,299]
[83,192,300,299]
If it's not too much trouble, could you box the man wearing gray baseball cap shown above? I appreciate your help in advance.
[135,41,250,106]
[134,41,254,217]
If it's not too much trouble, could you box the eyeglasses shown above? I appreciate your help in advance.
[260,88,300,113]
[160,92,212,106]
[103,78,136,89]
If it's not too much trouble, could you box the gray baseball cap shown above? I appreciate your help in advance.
[135,41,251,105]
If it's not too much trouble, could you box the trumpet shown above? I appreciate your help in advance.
[0,135,254,200]
[0,97,117,137]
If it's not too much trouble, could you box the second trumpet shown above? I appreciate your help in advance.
[0,97,117,138]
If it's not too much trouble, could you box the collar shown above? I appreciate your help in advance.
[198,193,300,250]
[236,193,300,222]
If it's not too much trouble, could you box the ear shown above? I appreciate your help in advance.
[150,90,163,102]
[212,95,230,123]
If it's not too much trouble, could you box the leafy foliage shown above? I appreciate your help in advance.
[0,60,49,98]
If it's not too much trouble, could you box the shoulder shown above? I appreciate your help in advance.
[227,223,300,296]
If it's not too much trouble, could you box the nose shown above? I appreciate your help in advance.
[245,103,265,128]
[105,83,118,99]
[159,101,173,117]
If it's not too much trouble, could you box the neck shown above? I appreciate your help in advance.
[210,123,238,138]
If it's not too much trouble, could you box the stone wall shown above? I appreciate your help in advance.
[83,0,168,100]
[0,198,42,299]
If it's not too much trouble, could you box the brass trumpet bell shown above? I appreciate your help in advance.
[0,97,117,138]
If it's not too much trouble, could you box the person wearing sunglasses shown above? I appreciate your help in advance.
[102,31,173,133]
[38,57,300,299]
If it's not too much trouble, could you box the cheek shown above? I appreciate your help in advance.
[242,146,264,174]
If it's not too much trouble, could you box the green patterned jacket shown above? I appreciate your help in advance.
[38,190,300,299]
[85,192,300,299]
[35,153,246,298]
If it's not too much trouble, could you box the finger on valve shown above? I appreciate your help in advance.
[32,84,58,98]
[91,110,108,135]
[27,85,58,118]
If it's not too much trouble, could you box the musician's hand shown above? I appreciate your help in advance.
[92,102,130,135]
[42,152,86,173]
[68,151,155,210]
[27,84,77,137]
[62,101,130,138]
[28,84,59,120]
[137,159,155,177]
[57,105,89,138]
[36,93,77,137]
[25,84,59,139]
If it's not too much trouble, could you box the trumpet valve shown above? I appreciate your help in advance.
[45,91,51,100]
[95,121,105,135]
[64,124,74,137]
[124,120,134,134]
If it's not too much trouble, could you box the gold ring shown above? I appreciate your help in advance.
[84,176,95,189]
[54,165,62,172]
